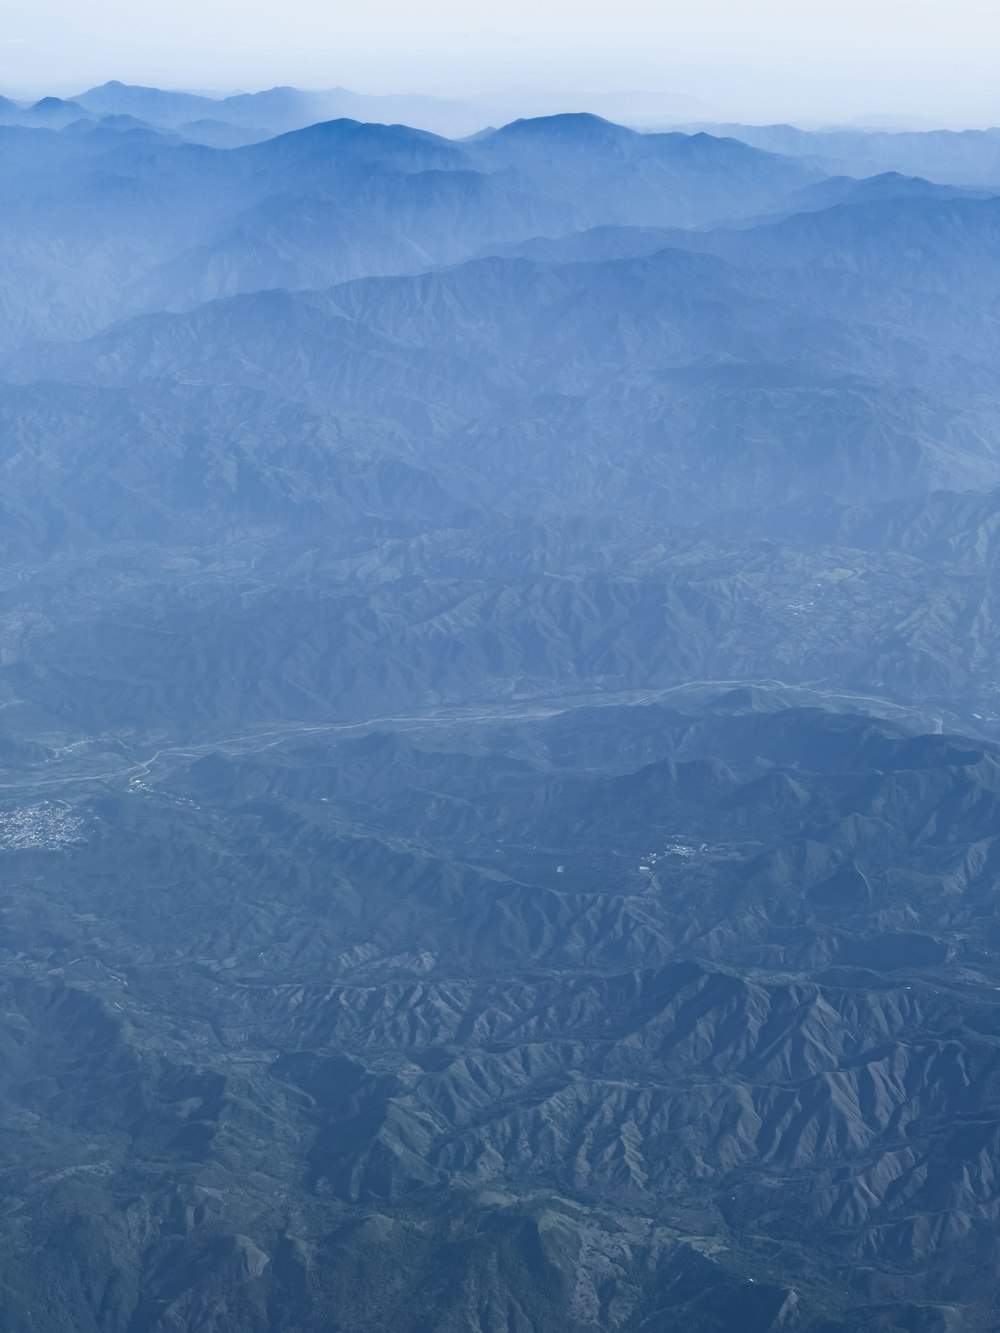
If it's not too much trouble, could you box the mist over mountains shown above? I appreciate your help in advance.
[4,82,1000,1331]
[0,80,721,144]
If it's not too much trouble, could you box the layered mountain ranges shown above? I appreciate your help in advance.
[4,173,1000,736]
[4,96,1000,1330]
[0,112,819,348]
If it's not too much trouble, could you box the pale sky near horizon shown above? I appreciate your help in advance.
[3,0,1000,126]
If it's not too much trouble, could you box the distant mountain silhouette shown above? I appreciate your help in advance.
[673,119,1000,185]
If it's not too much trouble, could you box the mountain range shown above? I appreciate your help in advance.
[4,86,1000,1330]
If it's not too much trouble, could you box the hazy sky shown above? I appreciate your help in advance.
[3,0,1000,125]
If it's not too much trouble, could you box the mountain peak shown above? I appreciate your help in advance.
[492,111,635,142]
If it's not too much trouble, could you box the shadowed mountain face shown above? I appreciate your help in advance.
[4,95,1000,1330]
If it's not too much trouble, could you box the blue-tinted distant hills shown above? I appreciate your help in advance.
[774,169,987,213]
[31,80,722,138]
[673,120,1000,185]
[0,111,820,347]
[475,114,815,226]
[13,199,1000,518]
[7,82,1000,182]
[72,80,492,140]
[490,190,1000,330]
[0,81,490,142]
[25,95,88,120]
[6,92,1000,719]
